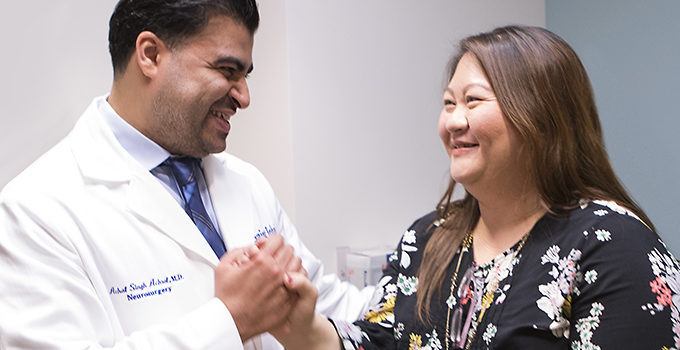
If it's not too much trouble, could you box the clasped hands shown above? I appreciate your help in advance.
[213,235,319,344]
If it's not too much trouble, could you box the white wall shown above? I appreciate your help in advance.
[278,0,545,271]
[0,1,545,273]
[227,0,297,218]
[0,2,116,186]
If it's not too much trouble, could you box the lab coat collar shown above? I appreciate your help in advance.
[69,96,221,267]
[98,96,170,171]
[70,97,138,183]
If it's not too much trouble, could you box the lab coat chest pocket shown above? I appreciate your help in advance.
[104,263,214,333]
[74,190,216,332]
[96,233,215,333]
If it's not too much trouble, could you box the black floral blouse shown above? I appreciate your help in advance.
[331,200,680,349]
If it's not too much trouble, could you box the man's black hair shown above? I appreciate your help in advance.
[108,0,259,77]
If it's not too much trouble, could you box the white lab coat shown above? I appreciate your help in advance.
[0,97,374,350]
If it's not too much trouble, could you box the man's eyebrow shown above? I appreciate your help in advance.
[214,56,254,74]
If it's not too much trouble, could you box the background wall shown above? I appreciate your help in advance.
[277,0,545,271]
[0,2,116,187]
[228,0,297,218]
[546,0,680,250]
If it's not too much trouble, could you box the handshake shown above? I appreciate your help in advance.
[213,235,338,349]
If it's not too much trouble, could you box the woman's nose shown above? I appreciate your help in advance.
[445,107,469,134]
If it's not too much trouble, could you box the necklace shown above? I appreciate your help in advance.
[444,231,530,350]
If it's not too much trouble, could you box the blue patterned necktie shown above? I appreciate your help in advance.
[161,157,226,258]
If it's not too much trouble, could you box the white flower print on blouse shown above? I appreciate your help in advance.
[584,270,598,284]
[394,322,404,340]
[364,275,397,328]
[593,209,608,216]
[536,281,571,338]
[571,302,604,350]
[407,331,442,350]
[446,294,456,309]
[369,276,392,305]
[489,251,524,305]
[385,282,398,295]
[397,273,418,296]
[643,247,680,348]
[400,229,418,269]
[424,329,442,350]
[582,199,647,228]
[536,245,583,338]
[482,323,497,345]
[493,249,521,282]
[592,199,644,224]
[389,249,399,263]
[335,321,369,350]
[594,229,611,242]
[403,229,416,244]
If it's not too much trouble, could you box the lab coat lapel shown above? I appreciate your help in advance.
[125,175,219,267]
[202,155,255,249]
[70,99,219,267]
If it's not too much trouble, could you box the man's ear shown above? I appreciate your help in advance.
[134,31,169,79]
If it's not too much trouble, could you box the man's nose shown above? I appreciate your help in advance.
[229,78,250,109]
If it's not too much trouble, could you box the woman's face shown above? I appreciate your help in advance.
[438,53,526,192]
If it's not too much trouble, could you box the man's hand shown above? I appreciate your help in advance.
[214,244,293,342]
[256,235,307,276]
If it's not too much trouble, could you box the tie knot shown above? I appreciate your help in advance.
[162,157,201,187]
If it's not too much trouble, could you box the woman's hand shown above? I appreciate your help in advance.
[270,272,341,350]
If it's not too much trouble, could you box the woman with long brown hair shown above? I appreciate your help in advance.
[272,25,678,349]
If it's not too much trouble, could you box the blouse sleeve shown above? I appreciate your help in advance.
[329,219,422,350]
[568,212,679,349]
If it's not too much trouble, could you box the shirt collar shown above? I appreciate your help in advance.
[98,96,170,171]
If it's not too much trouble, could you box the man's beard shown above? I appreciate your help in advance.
[150,90,206,157]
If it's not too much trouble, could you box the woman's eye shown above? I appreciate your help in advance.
[465,96,481,103]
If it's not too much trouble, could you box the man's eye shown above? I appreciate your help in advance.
[220,67,250,80]
[220,67,236,77]
[444,99,455,106]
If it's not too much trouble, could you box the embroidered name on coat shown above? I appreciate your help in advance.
[109,273,184,302]
[253,225,276,241]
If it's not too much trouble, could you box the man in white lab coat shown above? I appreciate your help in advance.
[0,1,373,349]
